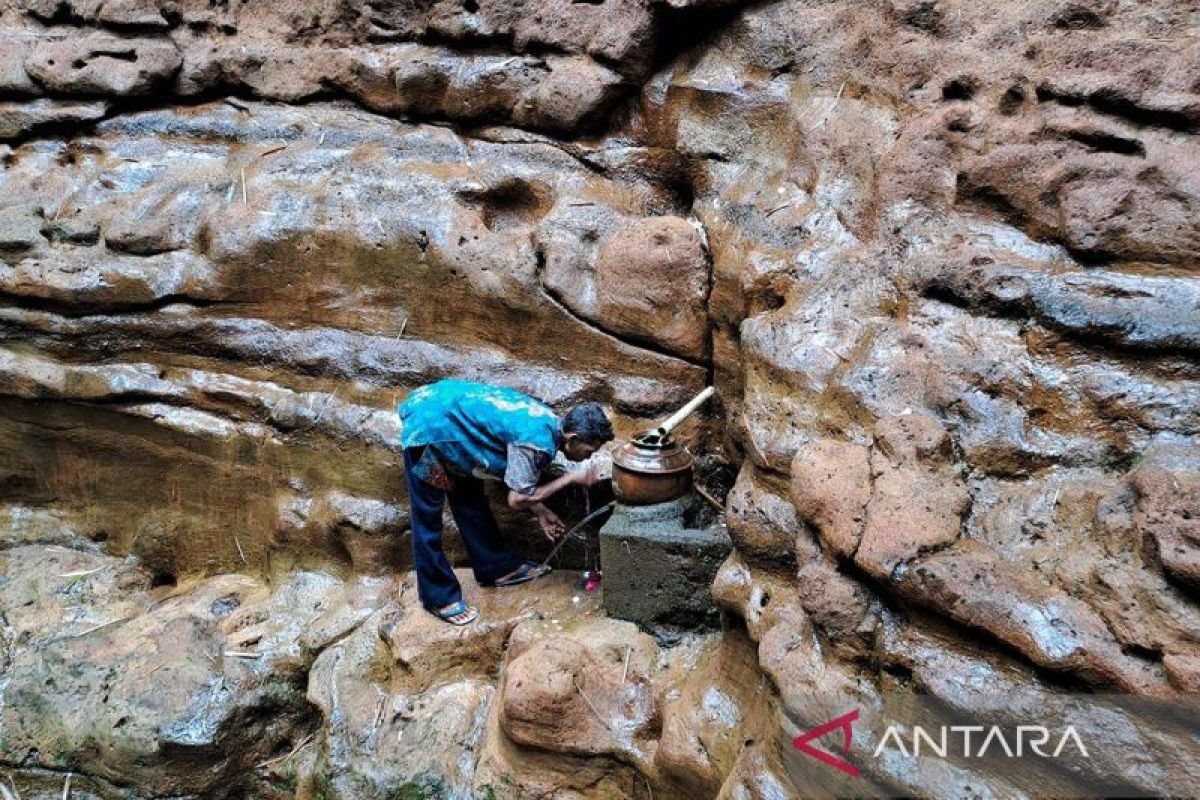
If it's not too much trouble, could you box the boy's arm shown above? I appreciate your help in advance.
[505,472,579,510]
[504,444,584,510]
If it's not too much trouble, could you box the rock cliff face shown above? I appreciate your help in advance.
[1,0,1199,797]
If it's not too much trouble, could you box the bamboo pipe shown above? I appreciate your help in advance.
[654,386,715,439]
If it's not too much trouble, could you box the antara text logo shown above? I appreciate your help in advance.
[792,709,1089,777]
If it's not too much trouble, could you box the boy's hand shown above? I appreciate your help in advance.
[535,508,565,541]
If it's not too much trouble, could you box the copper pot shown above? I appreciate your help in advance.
[612,387,714,505]
[612,435,695,505]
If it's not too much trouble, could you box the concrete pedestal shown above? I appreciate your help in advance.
[598,495,731,631]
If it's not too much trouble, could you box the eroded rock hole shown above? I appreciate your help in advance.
[150,570,177,588]
[1035,83,1082,106]
[457,179,554,232]
[683,501,717,529]
[1051,3,1108,29]
[941,77,977,101]
[999,85,1026,115]
[90,50,140,64]
[1121,643,1163,663]
[747,288,787,316]
[900,0,943,34]
[954,176,1031,228]
[1064,129,1145,156]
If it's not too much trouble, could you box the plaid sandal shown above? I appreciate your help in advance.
[494,561,552,588]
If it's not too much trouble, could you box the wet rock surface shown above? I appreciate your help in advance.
[3,0,1200,796]
[0,536,338,796]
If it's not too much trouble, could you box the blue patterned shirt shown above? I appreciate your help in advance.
[397,379,561,493]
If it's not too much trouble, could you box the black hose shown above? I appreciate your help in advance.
[538,500,617,567]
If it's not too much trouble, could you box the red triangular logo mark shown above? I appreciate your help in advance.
[792,708,861,777]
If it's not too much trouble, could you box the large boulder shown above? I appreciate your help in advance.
[790,439,871,559]
[591,216,710,360]
[788,413,970,578]
[306,604,494,799]
[0,550,345,795]
[856,413,970,579]
[653,627,767,797]
[1132,466,1200,588]
[499,618,661,766]
[728,462,808,569]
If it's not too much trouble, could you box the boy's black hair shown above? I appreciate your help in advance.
[562,403,614,445]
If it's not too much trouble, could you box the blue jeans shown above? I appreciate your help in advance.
[403,446,524,610]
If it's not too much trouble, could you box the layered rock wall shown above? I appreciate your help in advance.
[0,0,719,577]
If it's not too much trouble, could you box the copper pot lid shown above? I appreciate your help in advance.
[612,432,694,476]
